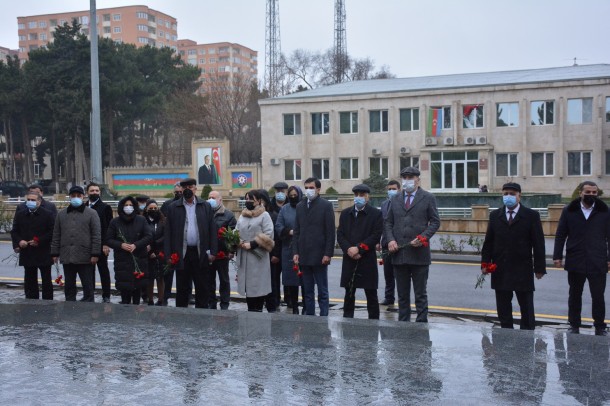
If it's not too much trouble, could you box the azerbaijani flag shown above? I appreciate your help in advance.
[212,147,222,184]
[232,172,252,188]
[427,108,443,137]
[112,173,189,191]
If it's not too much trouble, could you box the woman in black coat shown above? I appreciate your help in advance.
[106,196,152,304]
[144,200,165,306]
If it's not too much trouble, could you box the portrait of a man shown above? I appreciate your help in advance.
[197,147,222,185]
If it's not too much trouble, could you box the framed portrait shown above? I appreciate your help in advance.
[197,147,222,185]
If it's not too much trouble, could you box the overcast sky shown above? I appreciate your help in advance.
[1,0,609,79]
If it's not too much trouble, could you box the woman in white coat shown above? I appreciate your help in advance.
[236,189,275,311]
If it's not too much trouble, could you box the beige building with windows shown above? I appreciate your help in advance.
[17,6,178,63]
[259,64,610,197]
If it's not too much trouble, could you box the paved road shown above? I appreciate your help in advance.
[0,241,606,323]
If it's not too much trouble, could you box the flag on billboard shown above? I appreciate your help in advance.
[427,108,443,137]
[232,172,252,188]
[212,147,222,184]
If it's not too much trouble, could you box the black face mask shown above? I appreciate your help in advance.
[148,210,160,220]
[174,191,182,200]
[88,194,100,202]
[182,189,194,199]
[583,195,596,206]
[245,201,256,210]
[289,196,299,207]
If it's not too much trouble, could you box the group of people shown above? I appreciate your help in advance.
[9,171,610,334]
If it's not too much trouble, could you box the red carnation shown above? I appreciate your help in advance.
[170,253,179,265]
[487,263,497,273]
[33,236,40,243]
[359,243,370,251]
[293,264,299,271]
[378,259,384,265]
[158,251,165,260]
[297,271,303,277]
[216,251,226,260]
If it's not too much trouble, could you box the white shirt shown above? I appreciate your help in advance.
[505,204,520,221]
[184,198,199,246]
[581,202,594,220]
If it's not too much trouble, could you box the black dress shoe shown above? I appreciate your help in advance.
[567,327,580,334]
[595,328,608,336]
[102,297,111,303]
[380,299,394,306]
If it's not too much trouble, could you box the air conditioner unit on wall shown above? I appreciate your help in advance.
[400,147,411,155]
[270,158,281,166]
[443,137,454,146]
[464,136,475,145]
[425,137,437,146]
[476,136,487,145]
[372,148,381,156]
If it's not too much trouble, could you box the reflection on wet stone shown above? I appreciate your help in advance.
[1,301,610,404]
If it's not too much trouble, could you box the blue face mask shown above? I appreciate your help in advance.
[70,197,83,208]
[139,204,146,211]
[275,192,286,202]
[503,195,517,208]
[387,190,398,198]
[26,201,37,210]
[207,198,218,209]
[354,196,366,209]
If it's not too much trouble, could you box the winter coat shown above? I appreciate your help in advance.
[337,204,384,290]
[292,195,336,266]
[146,214,165,279]
[11,206,55,267]
[163,197,218,270]
[235,205,274,297]
[481,204,546,291]
[276,203,301,286]
[383,188,440,266]
[50,204,101,264]
[553,198,610,274]
[87,198,114,243]
[106,197,153,291]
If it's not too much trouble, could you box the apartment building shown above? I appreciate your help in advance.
[177,39,258,91]
[0,45,17,62]
[17,5,178,63]
[259,64,610,197]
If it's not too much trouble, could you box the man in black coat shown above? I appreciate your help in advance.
[379,179,400,306]
[553,181,610,336]
[337,184,383,319]
[292,177,335,316]
[481,182,546,330]
[160,182,182,217]
[86,182,114,303]
[269,181,288,306]
[11,191,55,300]
[164,178,218,308]
[208,190,236,310]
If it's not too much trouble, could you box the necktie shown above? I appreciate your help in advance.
[508,210,514,225]
[405,194,412,209]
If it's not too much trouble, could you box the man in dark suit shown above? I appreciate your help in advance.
[337,184,383,319]
[379,179,400,306]
[86,182,114,303]
[553,181,610,336]
[164,178,218,308]
[384,166,440,322]
[293,177,335,316]
[481,182,546,330]
[198,155,218,184]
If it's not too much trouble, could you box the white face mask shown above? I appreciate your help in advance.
[304,189,316,200]
[123,205,135,215]
[402,179,416,193]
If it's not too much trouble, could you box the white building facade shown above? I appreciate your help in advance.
[259,65,610,196]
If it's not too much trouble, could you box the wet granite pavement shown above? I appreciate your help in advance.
[0,288,609,405]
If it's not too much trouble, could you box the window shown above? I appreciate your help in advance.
[59,19,66,25]
[102,14,110,22]
[113,14,121,21]
[113,27,121,33]
[496,102,519,127]
[531,101,554,125]
[531,153,554,176]
[188,58,197,66]
[18,23,25,29]
[369,110,389,132]
[219,47,229,53]
[208,67,215,73]
[166,21,171,28]
[369,157,389,178]
[284,160,301,181]
[568,98,593,124]
[137,12,148,19]
[137,24,148,32]
[80,16,89,25]
[209,48,216,54]
[148,27,156,35]
[400,156,420,170]
[148,14,156,23]
[311,113,330,135]
[463,104,484,128]
[209,58,216,63]
[40,33,47,41]
[218,66,226,72]
[103,27,111,34]
[199,58,205,64]
[28,21,37,29]
[340,158,359,179]
[34,163,40,177]
[606,97,610,122]
[29,33,38,40]
[199,48,206,55]
[159,30,164,37]
[312,159,330,180]
[430,151,479,190]
[427,106,451,135]
[188,49,197,55]
[38,21,47,28]
[496,153,518,177]
[339,111,358,134]
[567,151,592,176]
[18,35,25,41]
[283,114,301,135]
[138,37,148,44]
[158,18,164,25]
[399,108,419,131]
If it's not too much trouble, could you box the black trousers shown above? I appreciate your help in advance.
[343,288,380,319]
[163,268,174,304]
[209,259,231,308]
[394,264,429,322]
[24,266,53,300]
[120,288,140,305]
[94,254,112,298]
[266,260,282,310]
[176,247,209,308]
[568,271,607,329]
[246,296,265,312]
[382,254,395,303]
[495,289,535,330]
[63,264,94,302]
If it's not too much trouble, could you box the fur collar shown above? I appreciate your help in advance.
[241,205,266,218]
[567,197,608,212]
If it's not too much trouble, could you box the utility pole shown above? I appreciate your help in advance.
[334,0,348,83]
[265,0,281,97]
[89,0,102,183]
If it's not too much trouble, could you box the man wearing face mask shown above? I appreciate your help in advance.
[293,177,335,316]
[337,184,383,319]
[384,167,440,322]
[481,182,546,330]
[86,182,114,303]
[553,181,610,336]
[11,191,55,300]
[161,182,183,217]
[51,186,101,302]
[379,179,400,306]
[207,190,236,310]
[15,184,57,216]
[164,178,217,308]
